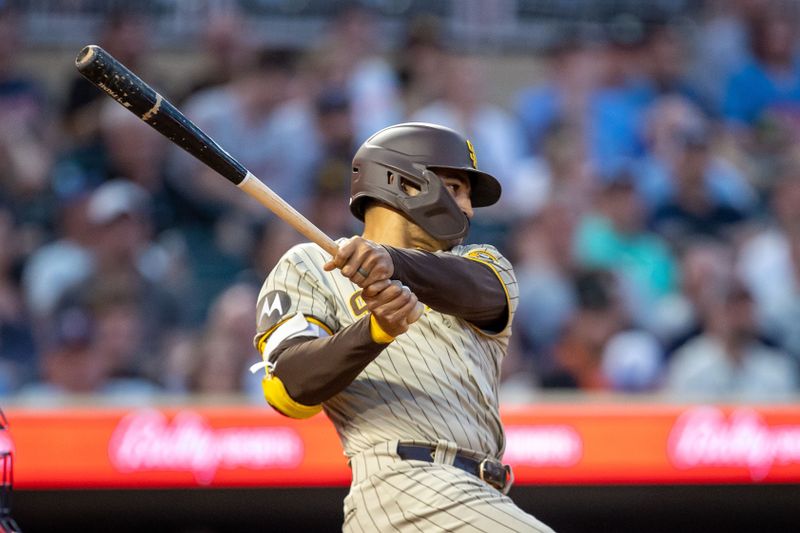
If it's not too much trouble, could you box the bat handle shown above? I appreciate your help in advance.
[237,173,339,256]
[236,174,426,322]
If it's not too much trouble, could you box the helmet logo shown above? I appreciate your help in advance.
[466,139,477,169]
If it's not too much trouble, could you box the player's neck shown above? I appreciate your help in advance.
[362,218,414,248]
[362,206,443,251]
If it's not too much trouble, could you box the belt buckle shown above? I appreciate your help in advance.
[478,458,514,495]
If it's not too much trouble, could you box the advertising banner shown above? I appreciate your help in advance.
[5,404,800,489]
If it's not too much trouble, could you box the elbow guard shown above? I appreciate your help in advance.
[250,312,329,419]
[261,374,322,419]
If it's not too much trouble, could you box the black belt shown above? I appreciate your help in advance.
[396,443,513,494]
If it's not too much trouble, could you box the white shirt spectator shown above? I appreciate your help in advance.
[666,335,798,400]
[738,228,800,358]
[177,86,321,214]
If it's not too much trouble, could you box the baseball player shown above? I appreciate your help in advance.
[252,123,554,532]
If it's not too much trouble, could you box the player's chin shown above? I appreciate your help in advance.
[451,235,467,247]
[438,235,465,251]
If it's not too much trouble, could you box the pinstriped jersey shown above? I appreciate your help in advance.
[254,241,518,460]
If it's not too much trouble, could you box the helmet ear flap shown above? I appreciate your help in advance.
[397,168,468,241]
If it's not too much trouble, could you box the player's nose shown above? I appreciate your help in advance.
[460,198,474,219]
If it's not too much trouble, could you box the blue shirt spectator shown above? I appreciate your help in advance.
[723,58,800,125]
[722,9,800,127]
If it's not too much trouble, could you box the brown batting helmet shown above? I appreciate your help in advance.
[350,122,501,241]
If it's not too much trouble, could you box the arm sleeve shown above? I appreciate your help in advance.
[252,245,391,416]
[271,316,389,406]
[384,244,518,334]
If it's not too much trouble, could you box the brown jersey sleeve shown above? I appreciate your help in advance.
[384,246,508,332]
[270,315,389,405]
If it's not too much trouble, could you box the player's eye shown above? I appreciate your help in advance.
[445,181,460,194]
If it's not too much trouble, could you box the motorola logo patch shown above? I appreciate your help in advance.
[260,290,292,330]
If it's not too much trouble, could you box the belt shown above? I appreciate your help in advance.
[396,443,514,494]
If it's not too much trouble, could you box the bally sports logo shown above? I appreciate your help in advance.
[503,425,582,466]
[667,406,800,481]
[108,409,303,484]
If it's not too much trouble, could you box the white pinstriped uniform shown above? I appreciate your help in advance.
[256,241,553,532]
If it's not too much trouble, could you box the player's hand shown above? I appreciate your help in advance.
[324,236,394,289]
[362,279,421,337]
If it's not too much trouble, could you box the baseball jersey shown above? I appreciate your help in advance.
[254,241,518,459]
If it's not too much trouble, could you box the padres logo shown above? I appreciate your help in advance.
[349,290,368,317]
[466,140,477,169]
[467,249,498,262]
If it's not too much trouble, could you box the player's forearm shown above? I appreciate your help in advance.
[384,246,507,329]
[271,315,389,405]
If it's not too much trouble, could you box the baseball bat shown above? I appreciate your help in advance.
[75,45,423,323]
[74,44,338,256]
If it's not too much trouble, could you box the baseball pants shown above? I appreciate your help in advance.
[344,440,555,532]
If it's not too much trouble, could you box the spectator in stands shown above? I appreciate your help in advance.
[548,269,628,389]
[246,87,359,285]
[184,283,259,398]
[86,276,157,386]
[411,52,525,189]
[206,282,259,374]
[98,100,187,234]
[0,5,53,247]
[665,281,798,399]
[0,206,37,394]
[687,0,763,114]
[738,169,800,360]
[510,200,581,384]
[30,98,192,318]
[587,15,655,178]
[574,172,679,330]
[52,95,189,236]
[61,8,153,148]
[310,3,404,143]
[648,114,751,245]
[247,89,357,274]
[180,6,255,101]
[21,188,93,321]
[18,304,102,401]
[188,332,244,395]
[173,48,319,314]
[601,328,664,392]
[16,300,160,404]
[307,88,359,238]
[175,47,319,219]
[56,180,182,381]
[507,119,596,219]
[636,96,756,214]
[643,23,709,112]
[396,15,447,115]
[515,38,600,158]
[722,7,800,130]
[656,240,736,356]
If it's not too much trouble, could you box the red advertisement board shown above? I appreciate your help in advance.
[4,404,800,489]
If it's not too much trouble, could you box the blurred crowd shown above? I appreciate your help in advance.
[1,0,800,404]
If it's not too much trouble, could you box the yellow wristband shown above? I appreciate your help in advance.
[369,314,395,344]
